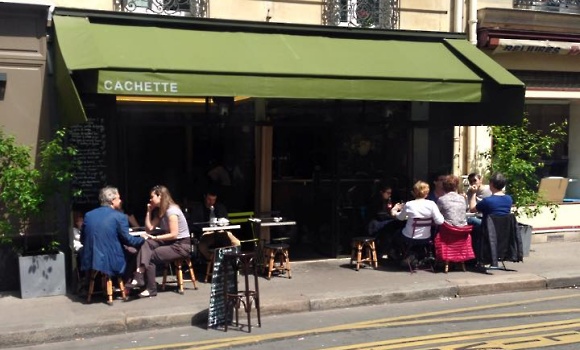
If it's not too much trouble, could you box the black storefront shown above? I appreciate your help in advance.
[54,9,525,260]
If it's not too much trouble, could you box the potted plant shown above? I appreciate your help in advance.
[481,116,568,255]
[0,127,78,298]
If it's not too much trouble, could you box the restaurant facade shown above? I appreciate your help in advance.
[51,8,524,260]
[1,1,529,294]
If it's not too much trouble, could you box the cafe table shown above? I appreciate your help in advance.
[202,225,241,232]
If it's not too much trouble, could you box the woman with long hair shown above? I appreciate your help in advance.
[127,185,191,297]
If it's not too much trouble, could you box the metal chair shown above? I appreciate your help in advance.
[401,218,436,273]
[478,213,523,272]
[223,251,261,333]
[434,222,475,273]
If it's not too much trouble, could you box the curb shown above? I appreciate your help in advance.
[1,273,579,348]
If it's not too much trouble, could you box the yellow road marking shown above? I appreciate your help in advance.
[428,329,580,350]
[123,293,580,350]
[325,319,580,350]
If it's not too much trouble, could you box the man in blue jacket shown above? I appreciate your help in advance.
[81,186,145,277]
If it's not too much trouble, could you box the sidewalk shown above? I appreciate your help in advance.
[1,240,579,348]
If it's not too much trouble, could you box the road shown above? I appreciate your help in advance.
[12,288,580,350]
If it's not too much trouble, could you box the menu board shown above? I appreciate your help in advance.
[207,245,239,329]
[69,113,106,206]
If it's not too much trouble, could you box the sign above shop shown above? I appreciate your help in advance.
[492,38,580,56]
[102,79,178,94]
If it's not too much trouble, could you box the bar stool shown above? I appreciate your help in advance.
[263,242,291,280]
[161,257,198,294]
[205,249,215,283]
[222,251,261,333]
[350,236,378,271]
[86,270,126,305]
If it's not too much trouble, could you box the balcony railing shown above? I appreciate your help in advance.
[114,0,208,17]
[514,0,580,14]
[323,0,399,29]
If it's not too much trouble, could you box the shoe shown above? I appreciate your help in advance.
[138,290,157,298]
[127,272,145,288]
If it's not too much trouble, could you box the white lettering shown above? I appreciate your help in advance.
[102,79,179,93]
[124,81,133,91]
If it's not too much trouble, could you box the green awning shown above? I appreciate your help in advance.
[54,36,87,126]
[52,13,525,123]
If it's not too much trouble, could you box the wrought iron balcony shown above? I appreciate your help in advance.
[323,0,399,29]
[114,0,208,17]
[513,0,580,14]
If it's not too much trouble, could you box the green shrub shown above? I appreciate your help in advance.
[483,116,567,218]
[0,128,78,253]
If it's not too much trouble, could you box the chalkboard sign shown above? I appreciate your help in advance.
[207,245,240,329]
[69,113,107,206]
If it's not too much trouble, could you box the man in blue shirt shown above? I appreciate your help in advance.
[469,172,513,219]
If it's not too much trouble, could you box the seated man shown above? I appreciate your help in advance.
[468,172,512,221]
[191,189,240,261]
[468,172,513,264]
[81,186,145,280]
[466,173,492,226]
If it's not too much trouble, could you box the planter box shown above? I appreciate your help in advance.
[518,223,532,257]
[18,251,66,299]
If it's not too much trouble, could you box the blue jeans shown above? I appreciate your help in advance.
[467,216,481,227]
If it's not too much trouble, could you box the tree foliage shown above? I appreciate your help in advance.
[483,117,567,218]
[0,128,78,252]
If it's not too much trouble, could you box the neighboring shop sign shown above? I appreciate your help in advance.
[492,38,580,56]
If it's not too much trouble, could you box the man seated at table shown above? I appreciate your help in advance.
[468,172,513,260]
[190,189,241,261]
[466,173,492,226]
[81,186,146,283]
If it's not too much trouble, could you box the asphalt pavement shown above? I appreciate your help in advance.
[1,239,579,348]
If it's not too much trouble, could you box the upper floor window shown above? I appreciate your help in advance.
[513,0,580,14]
[117,0,208,17]
[323,0,399,29]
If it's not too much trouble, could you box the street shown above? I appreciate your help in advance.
[12,288,580,350]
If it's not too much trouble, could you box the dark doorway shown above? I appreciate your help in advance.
[114,101,256,225]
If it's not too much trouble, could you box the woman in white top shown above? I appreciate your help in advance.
[391,181,444,240]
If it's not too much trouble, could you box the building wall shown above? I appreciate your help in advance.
[0,3,51,162]
[567,102,580,198]
[54,0,111,10]
[210,0,322,25]
[399,0,451,31]
[489,52,580,73]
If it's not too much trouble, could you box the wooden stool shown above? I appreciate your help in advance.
[223,251,261,333]
[350,237,378,271]
[162,257,198,294]
[205,250,215,283]
[263,243,291,280]
[87,270,126,305]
